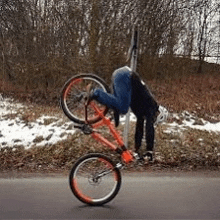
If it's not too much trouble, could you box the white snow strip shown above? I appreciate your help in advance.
[0,96,75,149]
[0,96,219,149]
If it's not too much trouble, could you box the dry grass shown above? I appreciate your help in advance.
[0,122,219,172]
[1,64,220,121]
[155,125,220,170]
[0,69,220,173]
[150,74,220,121]
[0,132,115,172]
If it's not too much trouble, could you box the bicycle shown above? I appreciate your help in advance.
[60,24,168,206]
[60,73,140,206]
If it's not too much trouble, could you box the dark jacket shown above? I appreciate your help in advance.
[130,72,158,119]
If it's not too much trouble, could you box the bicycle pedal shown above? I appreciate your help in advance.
[115,163,123,169]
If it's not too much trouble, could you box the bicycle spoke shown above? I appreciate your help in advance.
[69,154,121,205]
[61,74,109,124]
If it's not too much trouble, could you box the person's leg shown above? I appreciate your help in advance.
[93,71,131,114]
[92,88,120,109]
[134,116,144,154]
[144,116,155,161]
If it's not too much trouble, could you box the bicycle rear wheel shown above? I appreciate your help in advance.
[60,74,110,124]
[69,153,121,206]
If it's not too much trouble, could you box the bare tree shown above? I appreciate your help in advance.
[193,0,220,73]
[0,0,219,96]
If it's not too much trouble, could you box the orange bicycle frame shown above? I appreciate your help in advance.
[88,102,134,164]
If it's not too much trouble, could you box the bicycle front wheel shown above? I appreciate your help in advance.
[69,153,121,206]
[60,74,110,124]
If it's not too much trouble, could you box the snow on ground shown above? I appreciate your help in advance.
[164,111,220,134]
[167,119,220,133]
[0,95,75,149]
[0,95,219,149]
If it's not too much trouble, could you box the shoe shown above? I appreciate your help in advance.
[134,152,146,163]
[133,153,145,165]
[143,151,153,162]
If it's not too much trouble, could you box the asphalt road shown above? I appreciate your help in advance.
[0,172,219,219]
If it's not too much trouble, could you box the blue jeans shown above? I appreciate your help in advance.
[93,66,131,114]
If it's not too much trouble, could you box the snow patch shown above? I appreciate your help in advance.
[0,96,219,149]
[0,96,75,149]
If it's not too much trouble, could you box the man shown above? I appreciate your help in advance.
[90,66,166,161]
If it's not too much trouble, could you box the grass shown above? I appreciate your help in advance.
[0,73,220,173]
[155,125,220,170]
[0,122,219,173]
[150,74,220,121]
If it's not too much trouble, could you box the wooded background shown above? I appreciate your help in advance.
[0,0,220,98]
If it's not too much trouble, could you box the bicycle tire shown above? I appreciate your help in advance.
[60,74,111,124]
[69,153,121,206]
